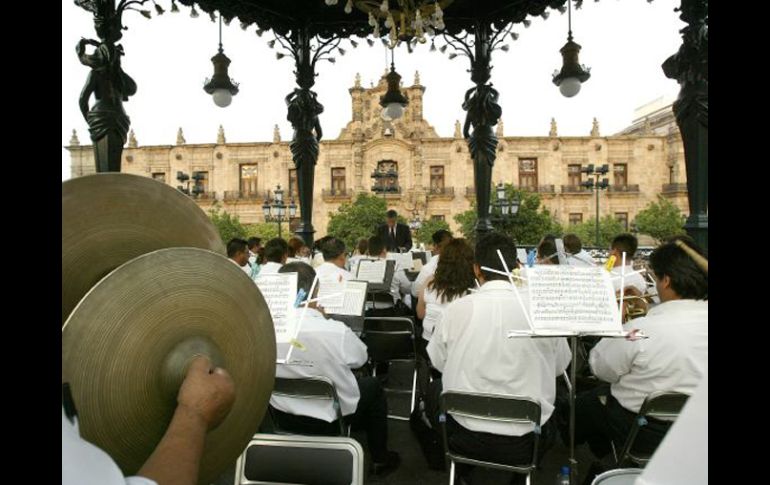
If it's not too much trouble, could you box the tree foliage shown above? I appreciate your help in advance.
[453,186,562,245]
[208,203,247,245]
[414,218,450,245]
[568,215,627,248]
[326,193,389,249]
[633,195,686,243]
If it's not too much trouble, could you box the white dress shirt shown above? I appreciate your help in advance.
[316,261,353,282]
[412,254,439,297]
[611,264,647,294]
[271,308,368,422]
[589,299,708,413]
[427,280,571,436]
[63,407,156,485]
[258,261,283,275]
[421,286,464,341]
[567,250,597,267]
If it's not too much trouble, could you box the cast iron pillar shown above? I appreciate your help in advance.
[663,0,708,249]
[75,0,138,172]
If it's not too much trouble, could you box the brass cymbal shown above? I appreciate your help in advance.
[62,173,225,325]
[62,247,276,485]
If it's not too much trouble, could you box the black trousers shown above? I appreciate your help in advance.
[567,384,673,460]
[271,376,390,461]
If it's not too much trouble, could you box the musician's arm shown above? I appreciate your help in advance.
[137,357,234,485]
[588,337,636,384]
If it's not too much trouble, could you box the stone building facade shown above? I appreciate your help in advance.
[67,73,688,238]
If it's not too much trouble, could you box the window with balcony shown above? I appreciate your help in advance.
[430,166,445,194]
[240,164,258,197]
[331,167,346,195]
[614,163,628,187]
[289,169,298,199]
[519,158,538,189]
[152,172,166,183]
[615,212,629,231]
[568,164,582,187]
[569,213,583,226]
[374,160,399,192]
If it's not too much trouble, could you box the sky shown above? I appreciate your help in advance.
[61,1,685,180]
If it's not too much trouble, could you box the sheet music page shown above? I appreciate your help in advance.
[387,252,414,270]
[526,266,622,333]
[323,280,367,316]
[317,274,345,309]
[255,273,298,344]
[357,259,388,283]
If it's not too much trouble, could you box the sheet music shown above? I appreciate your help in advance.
[526,266,621,333]
[357,259,388,283]
[387,252,414,270]
[317,274,345,308]
[255,273,298,344]
[323,280,368,316]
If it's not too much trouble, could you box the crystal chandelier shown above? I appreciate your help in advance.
[327,0,449,48]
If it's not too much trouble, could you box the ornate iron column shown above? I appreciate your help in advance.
[75,0,141,173]
[443,22,507,241]
[274,25,341,247]
[663,0,708,249]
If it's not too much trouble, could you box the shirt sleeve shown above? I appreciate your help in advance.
[426,302,453,372]
[342,327,368,368]
[589,336,637,384]
[125,478,158,485]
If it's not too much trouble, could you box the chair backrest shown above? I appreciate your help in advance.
[361,317,416,363]
[439,391,541,473]
[270,376,346,436]
[618,390,690,466]
[235,433,365,485]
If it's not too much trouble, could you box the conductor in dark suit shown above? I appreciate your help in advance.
[377,209,413,252]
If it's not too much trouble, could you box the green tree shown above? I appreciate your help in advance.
[414,218,450,245]
[208,203,247,245]
[453,186,562,245]
[242,223,285,242]
[568,215,627,248]
[326,193,388,249]
[633,195,686,243]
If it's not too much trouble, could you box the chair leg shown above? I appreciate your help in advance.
[410,367,418,413]
[525,473,531,485]
[449,460,456,485]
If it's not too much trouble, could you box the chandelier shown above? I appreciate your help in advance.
[326,0,450,48]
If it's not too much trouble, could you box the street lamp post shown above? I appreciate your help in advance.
[489,182,521,226]
[579,164,610,246]
[262,185,297,239]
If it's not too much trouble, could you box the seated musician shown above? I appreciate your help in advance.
[426,233,571,484]
[568,239,708,463]
[269,263,400,475]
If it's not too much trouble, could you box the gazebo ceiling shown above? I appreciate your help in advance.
[181,0,569,37]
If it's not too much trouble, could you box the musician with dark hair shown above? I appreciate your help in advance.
[568,239,708,464]
[609,233,646,294]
